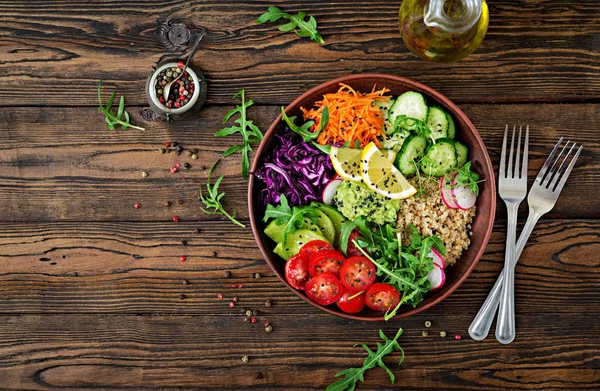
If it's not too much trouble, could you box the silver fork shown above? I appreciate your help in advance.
[469,137,583,342]
[495,125,529,344]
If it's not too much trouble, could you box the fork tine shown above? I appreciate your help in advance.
[507,126,516,178]
[544,140,570,186]
[552,145,582,193]
[536,137,564,183]
[521,125,529,179]
[549,142,576,190]
[500,125,508,178]
[515,126,522,179]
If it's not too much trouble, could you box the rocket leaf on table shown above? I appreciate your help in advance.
[256,6,325,44]
[326,328,405,391]
[97,79,145,131]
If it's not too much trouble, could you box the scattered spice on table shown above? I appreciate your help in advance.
[133,203,141,209]
[173,215,179,222]
[229,302,236,308]
[422,331,428,337]
[254,273,262,279]
[224,270,232,278]
[440,331,447,337]
[141,171,148,177]
[213,251,218,257]
[194,228,201,234]
[180,255,186,262]
[455,334,462,340]
[217,293,223,300]
[250,317,257,323]
[170,166,178,174]
[265,299,272,308]
[181,240,187,246]
[245,310,253,317]
[177,199,184,205]
[165,201,172,207]
[265,324,273,333]
[159,147,166,154]
[254,371,263,379]
[232,296,238,303]
[182,279,189,285]
[191,154,198,159]
[242,356,249,363]
[184,162,191,169]
[179,294,186,300]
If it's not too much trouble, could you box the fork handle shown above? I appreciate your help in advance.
[495,203,520,344]
[468,207,542,341]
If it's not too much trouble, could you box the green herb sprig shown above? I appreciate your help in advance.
[326,328,405,391]
[256,6,325,44]
[263,194,319,258]
[97,79,145,131]
[215,90,263,180]
[454,161,484,195]
[280,106,331,154]
[199,160,245,228]
[392,115,431,141]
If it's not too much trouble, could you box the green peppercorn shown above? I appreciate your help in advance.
[425,320,432,328]
[422,331,428,337]
[159,147,166,154]
[440,331,447,337]
[191,154,198,160]
[241,356,249,363]
[187,150,193,157]
[265,325,273,333]
[141,171,148,178]
[254,273,262,279]
[245,310,252,317]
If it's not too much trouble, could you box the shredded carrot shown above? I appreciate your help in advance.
[300,84,391,148]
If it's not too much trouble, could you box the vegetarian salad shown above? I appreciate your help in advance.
[254,84,481,320]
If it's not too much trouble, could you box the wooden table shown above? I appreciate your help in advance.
[1,1,598,390]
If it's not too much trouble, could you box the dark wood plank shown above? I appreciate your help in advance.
[0,0,598,106]
[0,104,597,222]
[0,219,597,315]
[0,313,597,390]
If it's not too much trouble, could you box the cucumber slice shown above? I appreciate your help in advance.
[426,107,449,140]
[419,138,457,176]
[374,97,394,134]
[388,91,428,126]
[455,141,468,168]
[313,209,336,245]
[395,135,428,175]
[283,229,329,259]
[311,202,346,246]
[446,113,456,139]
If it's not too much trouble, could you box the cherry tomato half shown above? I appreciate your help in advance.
[339,256,376,292]
[365,283,400,312]
[284,253,310,290]
[308,250,346,278]
[346,228,367,257]
[305,272,344,306]
[299,240,333,259]
[336,291,366,314]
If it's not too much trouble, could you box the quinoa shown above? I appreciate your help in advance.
[396,179,476,265]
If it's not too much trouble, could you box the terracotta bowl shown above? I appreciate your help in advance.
[248,74,496,321]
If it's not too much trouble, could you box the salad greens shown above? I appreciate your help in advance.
[215,90,263,180]
[340,218,445,320]
[256,6,325,44]
[263,194,319,251]
[326,328,405,391]
[280,106,330,154]
[199,160,245,228]
[97,79,145,131]
[392,114,432,142]
[454,161,483,195]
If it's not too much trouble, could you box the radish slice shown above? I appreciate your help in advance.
[451,173,477,210]
[430,248,446,269]
[440,175,459,209]
[428,264,446,291]
[322,176,343,205]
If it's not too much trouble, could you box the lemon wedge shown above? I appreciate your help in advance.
[383,149,397,162]
[361,142,416,199]
[330,146,363,182]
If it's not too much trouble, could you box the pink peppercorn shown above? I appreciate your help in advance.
[455,334,462,340]
[177,200,183,205]
[217,293,222,300]
[180,255,186,262]
[173,216,179,222]
[133,203,141,209]
[229,302,235,308]
[177,61,184,68]
[250,317,257,323]
[170,167,178,174]
[174,162,180,168]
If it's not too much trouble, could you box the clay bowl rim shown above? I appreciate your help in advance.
[248,73,496,322]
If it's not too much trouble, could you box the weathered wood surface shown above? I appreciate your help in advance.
[0,220,597,315]
[1,0,599,389]
[0,313,598,390]
[0,104,598,222]
[0,0,599,106]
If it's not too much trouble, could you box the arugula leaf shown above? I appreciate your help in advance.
[339,220,356,256]
[263,195,320,257]
[280,107,318,142]
[97,80,145,131]
[199,160,246,228]
[326,328,405,391]
[256,6,325,44]
[215,90,263,180]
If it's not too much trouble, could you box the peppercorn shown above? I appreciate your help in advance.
[422,331,428,337]
[254,273,262,279]
[180,255,186,262]
[182,279,189,285]
[184,162,191,169]
[173,216,179,222]
[176,145,183,155]
[440,331,447,337]
[250,317,257,323]
[133,203,141,209]
[265,325,273,333]
[252,310,258,316]
[159,147,166,154]
[254,371,263,379]
[165,201,172,207]
[249,273,255,279]
[245,310,253,317]
[191,154,198,160]
[177,200,183,205]
[241,356,249,363]
[181,240,188,246]
[179,294,186,300]
[213,251,218,257]
[191,148,198,154]
[141,171,148,178]
[425,320,432,328]
[232,296,238,303]
[229,302,235,308]
[224,271,232,278]
[455,334,462,340]
[265,299,272,308]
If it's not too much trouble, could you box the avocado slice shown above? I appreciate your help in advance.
[311,202,346,245]
[283,229,329,260]
[313,209,336,245]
